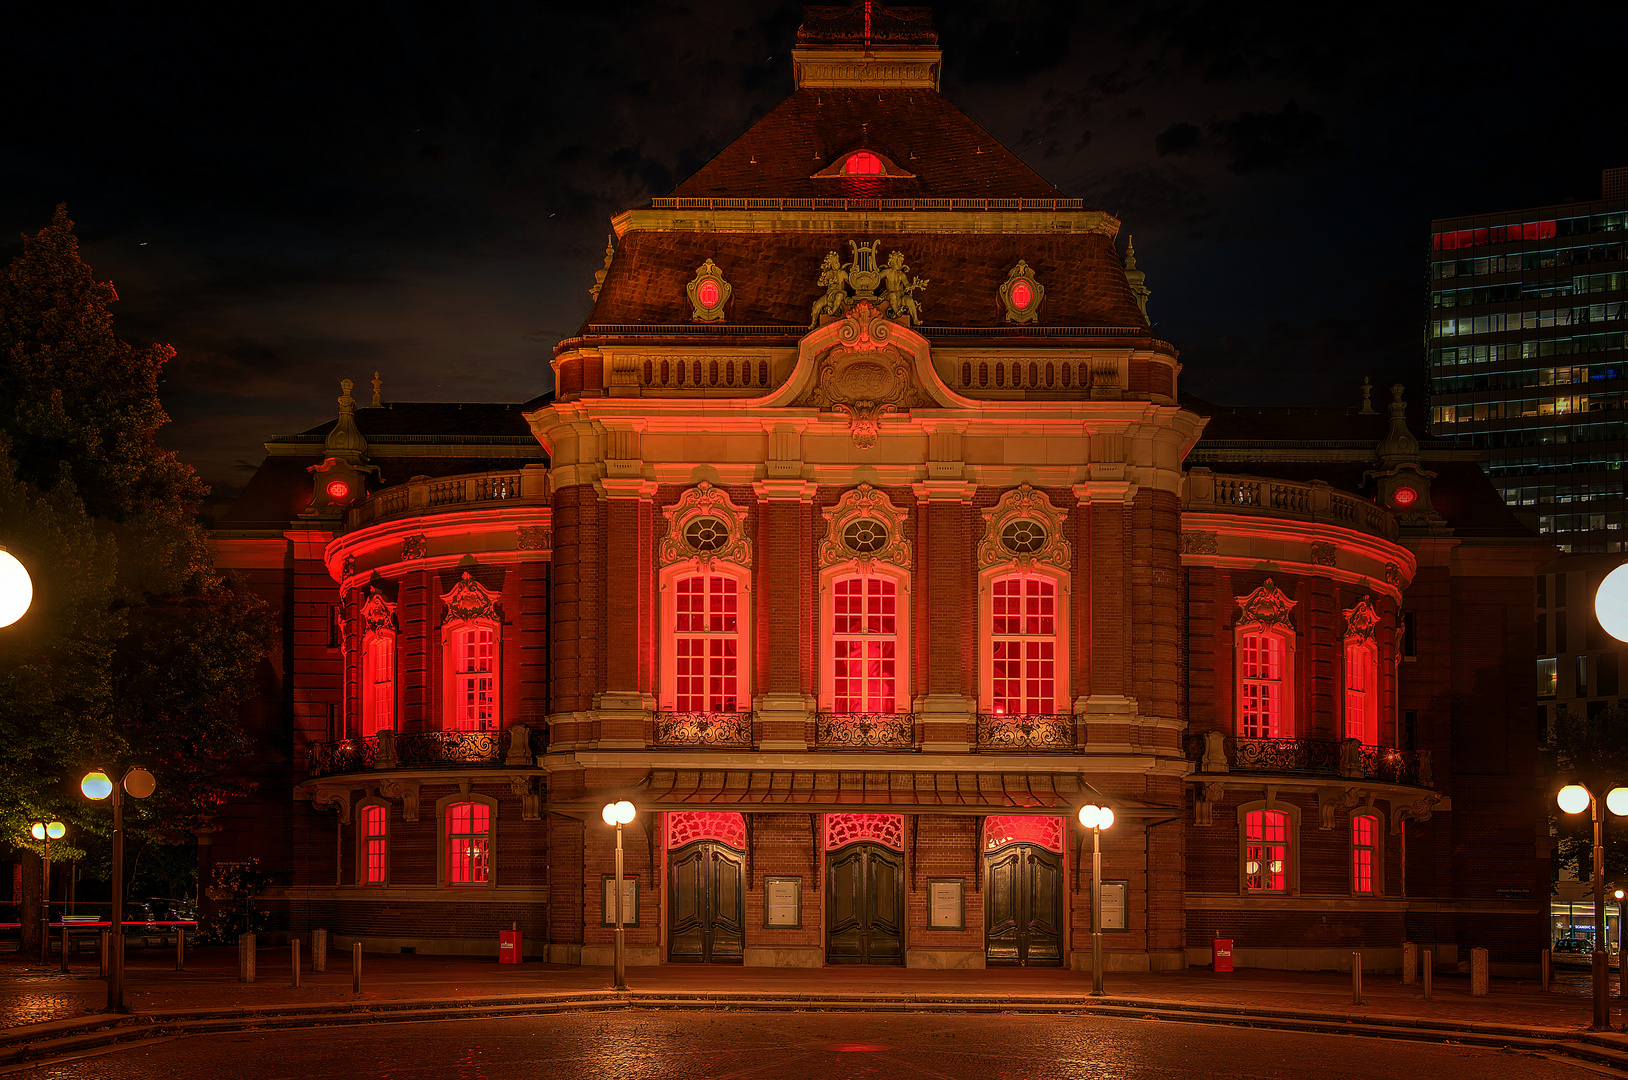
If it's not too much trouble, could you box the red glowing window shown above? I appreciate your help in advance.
[445,801,489,885]
[982,815,1065,854]
[990,575,1058,714]
[1010,279,1034,310]
[451,623,496,730]
[674,575,740,712]
[1392,485,1418,507]
[361,804,387,885]
[1351,813,1378,895]
[1239,632,1286,739]
[666,811,746,851]
[1244,809,1289,892]
[1344,640,1378,746]
[832,577,897,712]
[326,479,350,499]
[696,278,721,308]
[825,813,906,851]
[362,632,395,736]
[844,151,883,176]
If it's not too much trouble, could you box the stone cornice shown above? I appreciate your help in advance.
[611,207,1119,238]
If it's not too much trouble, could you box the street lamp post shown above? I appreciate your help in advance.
[28,821,65,964]
[1078,803,1115,996]
[600,800,636,991]
[82,767,156,1013]
[1559,782,1628,1029]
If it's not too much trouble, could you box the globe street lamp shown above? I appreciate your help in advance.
[1599,564,1628,644]
[28,820,65,964]
[1078,803,1115,996]
[82,767,156,1012]
[600,800,636,991]
[1558,782,1628,1029]
[0,547,32,628]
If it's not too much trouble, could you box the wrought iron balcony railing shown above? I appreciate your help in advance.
[1188,732,1431,788]
[306,724,544,778]
[653,712,754,748]
[814,712,916,749]
[976,713,1076,750]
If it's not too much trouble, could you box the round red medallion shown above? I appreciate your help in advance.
[697,278,720,308]
[1010,278,1033,310]
[1392,486,1417,507]
[326,479,350,499]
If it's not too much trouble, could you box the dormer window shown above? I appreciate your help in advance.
[811,150,915,181]
[844,151,883,175]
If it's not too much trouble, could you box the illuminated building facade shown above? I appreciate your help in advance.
[213,5,1550,974]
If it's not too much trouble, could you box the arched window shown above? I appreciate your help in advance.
[361,631,395,736]
[1240,806,1293,894]
[448,621,497,730]
[1350,810,1382,896]
[988,574,1063,714]
[358,801,388,886]
[1343,639,1378,746]
[832,576,900,713]
[673,575,742,712]
[444,799,492,887]
[1238,631,1288,739]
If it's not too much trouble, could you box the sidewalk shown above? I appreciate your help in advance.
[0,945,1609,1037]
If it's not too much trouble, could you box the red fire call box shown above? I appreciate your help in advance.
[499,929,522,964]
[1213,938,1234,973]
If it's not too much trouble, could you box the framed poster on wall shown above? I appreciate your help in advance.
[764,875,802,928]
[928,878,964,930]
[600,875,639,927]
[1100,880,1129,932]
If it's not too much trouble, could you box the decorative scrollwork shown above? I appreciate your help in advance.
[361,590,396,635]
[395,730,503,768]
[307,736,379,777]
[820,484,911,570]
[441,572,500,625]
[1343,596,1381,642]
[653,712,754,748]
[815,712,914,749]
[976,713,1075,750]
[1236,579,1297,632]
[978,485,1071,571]
[1230,736,1341,775]
[659,482,752,569]
[1360,745,1422,786]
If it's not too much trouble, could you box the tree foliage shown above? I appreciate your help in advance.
[1542,701,1628,888]
[0,208,273,947]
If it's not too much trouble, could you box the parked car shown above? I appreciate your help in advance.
[1553,938,1593,953]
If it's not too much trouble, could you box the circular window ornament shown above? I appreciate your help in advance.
[326,479,351,500]
[999,260,1046,325]
[697,278,720,307]
[1001,519,1048,555]
[1392,485,1418,508]
[686,259,732,322]
[1010,279,1033,311]
[684,516,730,553]
[842,518,890,555]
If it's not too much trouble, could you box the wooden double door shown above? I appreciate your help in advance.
[984,844,1063,966]
[826,842,903,965]
[668,840,744,963]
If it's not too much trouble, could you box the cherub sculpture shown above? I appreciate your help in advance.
[879,250,928,325]
[809,251,849,326]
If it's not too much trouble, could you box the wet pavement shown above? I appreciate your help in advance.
[16,1011,1596,1079]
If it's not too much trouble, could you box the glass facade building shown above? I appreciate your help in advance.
[1428,174,1628,553]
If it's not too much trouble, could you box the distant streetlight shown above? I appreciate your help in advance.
[1598,564,1628,644]
[0,547,32,627]
[1559,782,1628,1029]
[82,767,156,1012]
[28,820,65,964]
[600,800,636,991]
[1078,803,1116,996]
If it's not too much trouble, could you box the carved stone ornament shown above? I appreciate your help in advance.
[1310,541,1337,567]
[799,303,931,448]
[1391,794,1440,835]
[820,484,912,571]
[999,260,1046,324]
[516,525,551,551]
[360,590,396,635]
[1235,579,1297,631]
[341,554,356,579]
[977,485,1071,571]
[508,775,541,821]
[810,240,928,327]
[308,785,352,826]
[401,534,427,561]
[1317,787,1361,830]
[377,778,420,823]
[658,482,752,569]
[440,571,501,625]
[1343,596,1381,642]
[1384,563,1403,588]
[686,259,732,322]
[1182,530,1219,556]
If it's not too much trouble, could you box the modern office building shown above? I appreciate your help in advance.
[1427,169,1628,554]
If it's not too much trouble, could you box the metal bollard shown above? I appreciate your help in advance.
[1619,948,1626,1001]
[1401,941,1417,985]
[1471,947,1489,997]
[1541,948,1551,991]
[291,939,301,988]
[352,942,362,994]
[59,926,68,974]
[1352,952,1363,1004]
[99,930,108,978]
[238,933,257,983]
[312,928,327,973]
[39,918,49,965]
[1423,949,1434,999]
[175,925,186,971]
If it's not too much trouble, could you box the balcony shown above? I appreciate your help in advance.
[345,467,548,531]
[307,726,543,778]
[976,713,1075,751]
[1183,469,1398,542]
[814,712,915,750]
[1188,732,1431,788]
[653,712,754,748]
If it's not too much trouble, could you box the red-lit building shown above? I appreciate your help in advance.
[212,5,1551,974]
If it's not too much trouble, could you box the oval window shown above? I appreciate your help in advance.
[684,516,730,552]
[1001,519,1047,555]
[842,518,889,554]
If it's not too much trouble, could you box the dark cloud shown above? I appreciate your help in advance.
[1153,104,1338,172]
[1155,122,1201,156]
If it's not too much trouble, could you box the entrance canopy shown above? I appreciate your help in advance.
[610,769,1127,815]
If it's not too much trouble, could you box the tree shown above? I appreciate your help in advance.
[0,208,272,957]
[1543,702,1628,889]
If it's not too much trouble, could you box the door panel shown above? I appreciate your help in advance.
[984,844,1062,966]
[667,841,745,963]
[826,843,903,965]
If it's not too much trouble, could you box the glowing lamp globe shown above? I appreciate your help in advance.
[29,823,44,841]
[1609,787,1628,817]
[1558,784,1591,815]
[1078,805,1100,830]
[1246,860,1261,876]
[1098,807,1115,831]
[46,821,64,839]
[81,772,113,801]
[1597,563,1628,644]
[0,548,33,628]
[123,767,156,799]
[602,800,635,826]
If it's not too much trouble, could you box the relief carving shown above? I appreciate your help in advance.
[658,482,752,569]
[1310,541,1337,566]
[977,485,1071,571]
[820,484,912,571]
[1235,579,1297,631]
[1182,530,1219,555]
[516,525,551,551]
[377,778,420,822]
[1343,596,1381,641]
[440,572,501,625]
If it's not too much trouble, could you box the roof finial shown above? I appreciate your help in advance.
[1359,376,1376,414]
[1376,383,1420,466]
[1122,236,1152,324]
[590,233,615,302]
[370,371,383,408]
[324,378,369,463]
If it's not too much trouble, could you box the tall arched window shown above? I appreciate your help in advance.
[1344,639,1378,746]
[445,800,491,886]
[1243,808,1291,893]
[362,631,395,735]
[674,575,741,712]
[1350,809,1382,896]
[832,576,900,712]
[989,575,1060,715]
[440,572,502,732]
[358,801,388,886]
[1238,631,1287,739]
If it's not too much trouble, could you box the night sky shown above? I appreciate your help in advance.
[4,1,1623,497]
